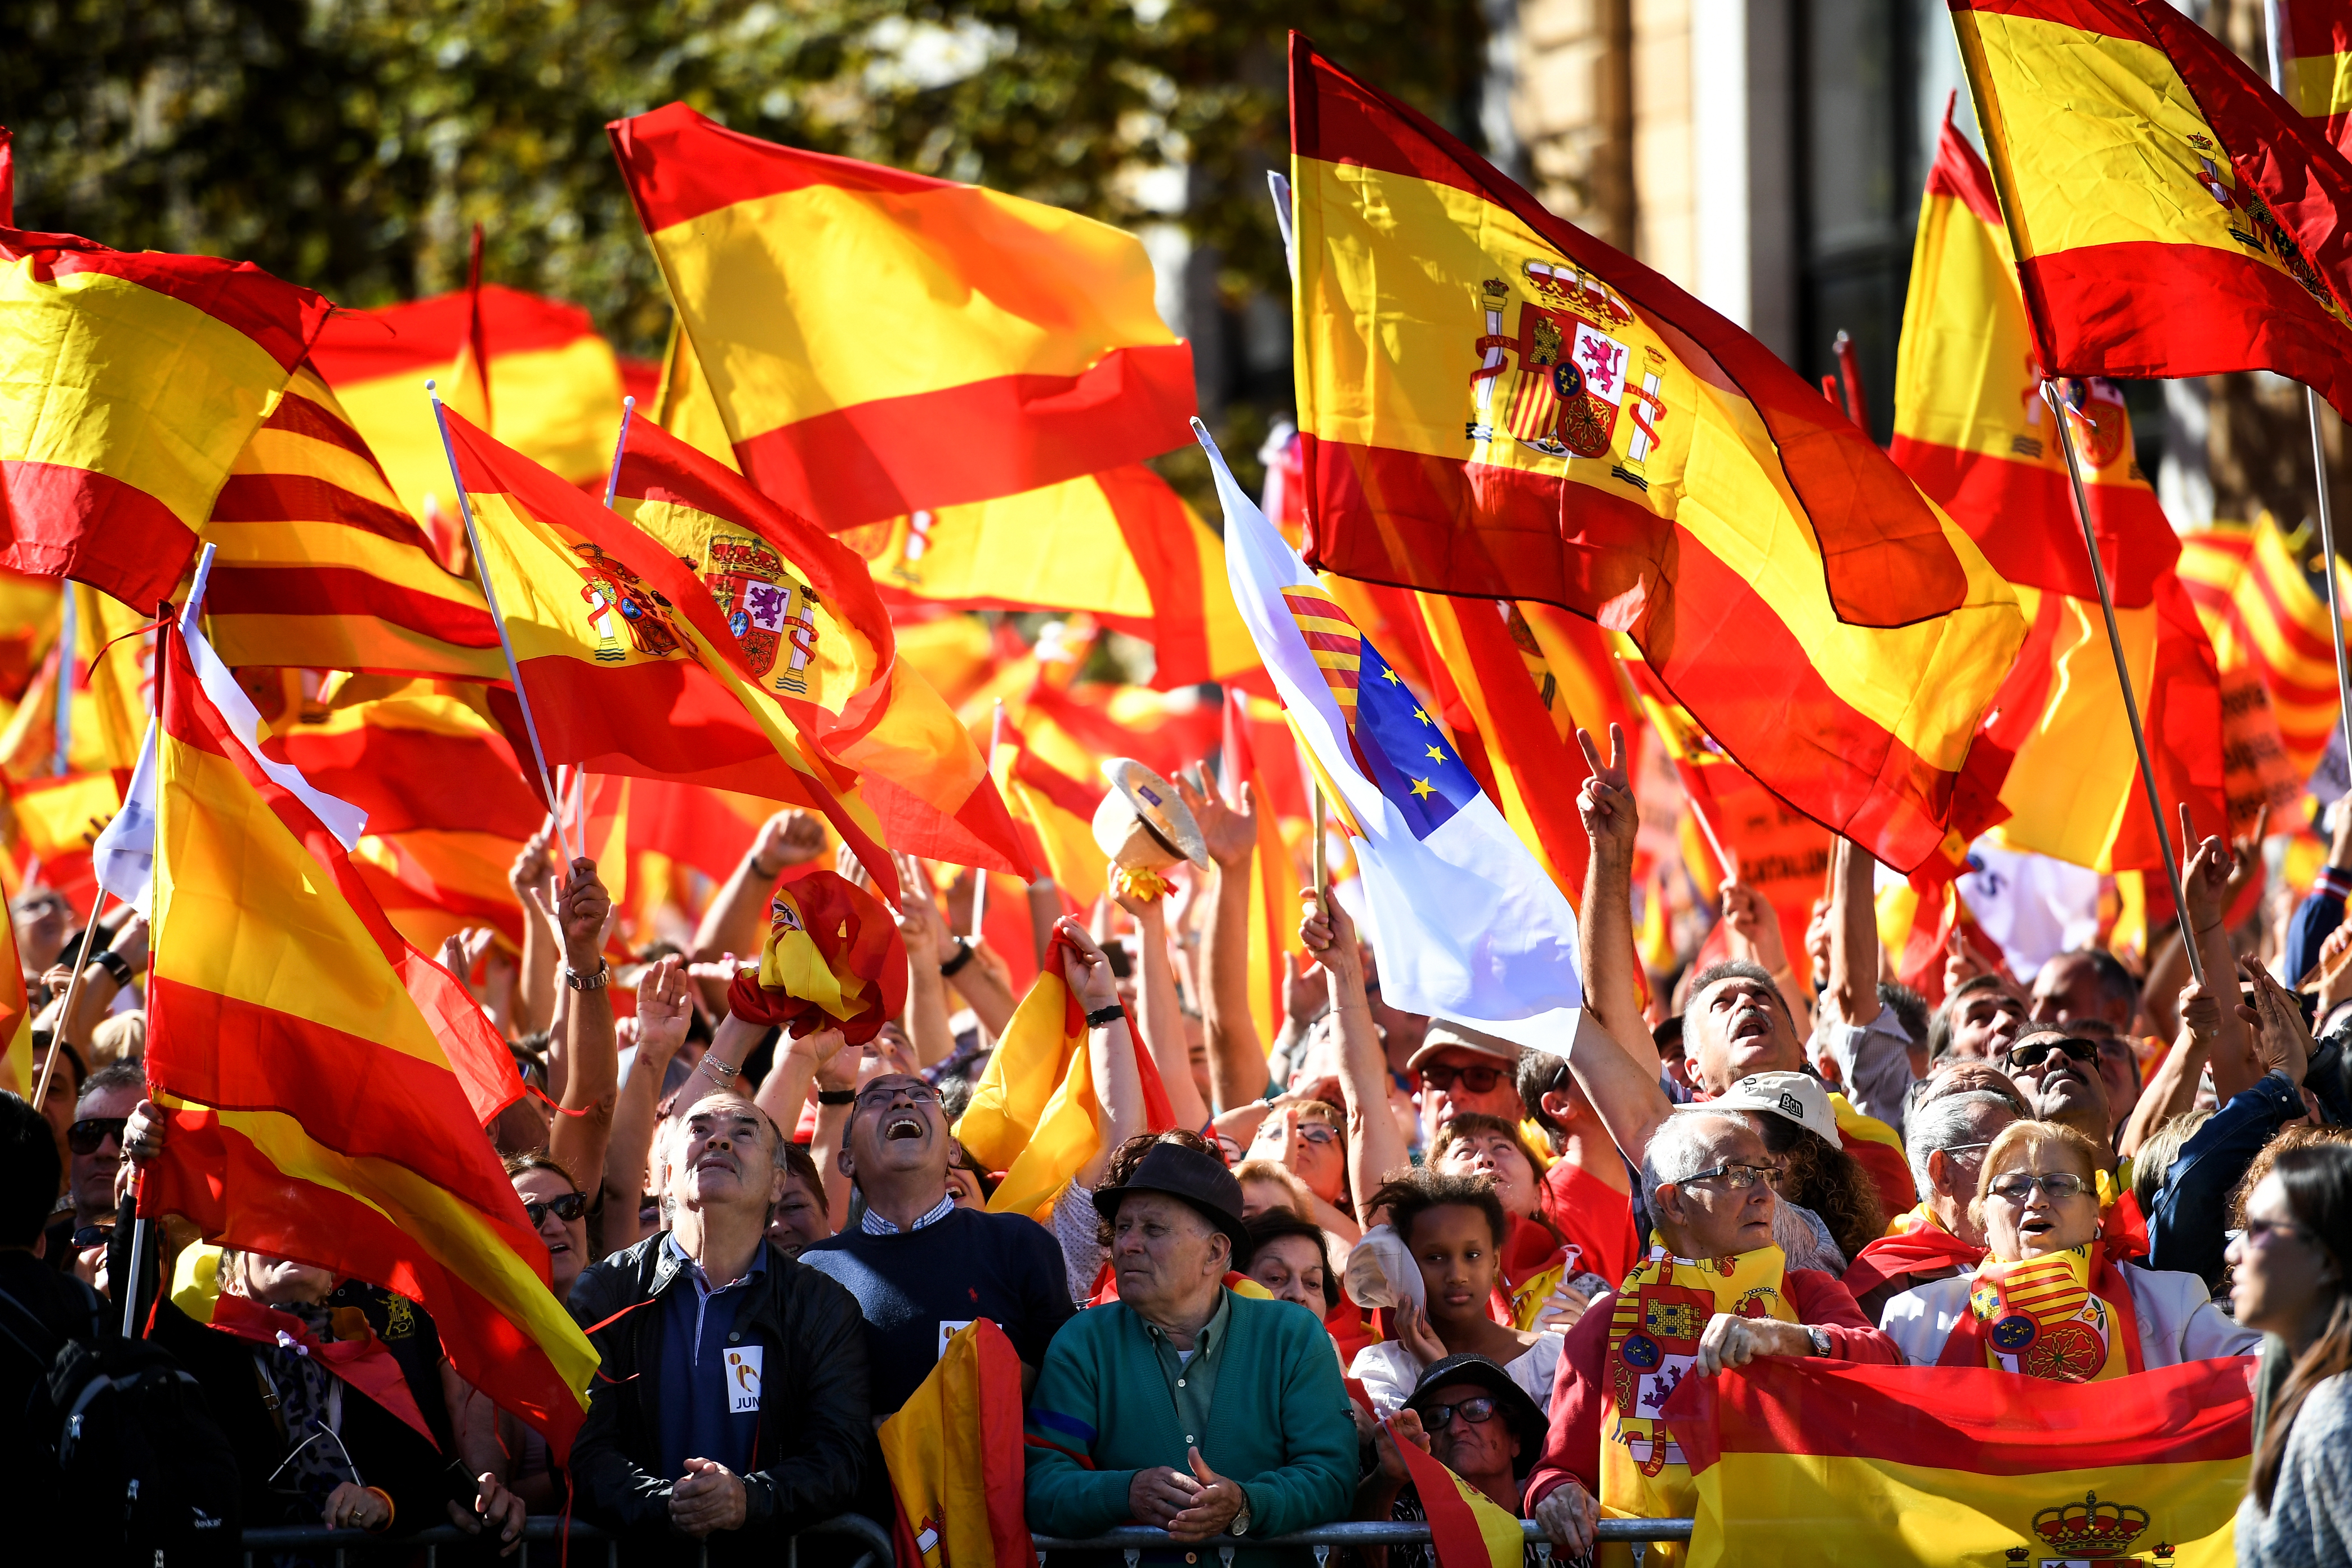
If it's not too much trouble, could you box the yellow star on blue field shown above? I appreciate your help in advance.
[1382,666,1401,684]
[1413,706,1431,725]
[1425,743,1446,763]
[1411,777,1435,799]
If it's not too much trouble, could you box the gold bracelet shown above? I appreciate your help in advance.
[363,1486,395,1533]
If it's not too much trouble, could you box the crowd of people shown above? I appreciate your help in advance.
[7,726,2352,1565]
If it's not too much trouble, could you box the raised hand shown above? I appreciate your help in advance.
[1055,915,1122,1012]
[1720,878,1788,974]
[556,858,612,971]
[893,853,949,966]
[1297,885,1362,981]
[753,810,826,877]
[2177,804,2233,933]
[634,955,692,1066]
[507,817,556,902]
[1177,773,1258,870]
[1575,723,1637,859]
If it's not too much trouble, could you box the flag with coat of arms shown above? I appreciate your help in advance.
[1196,420,1582,1053]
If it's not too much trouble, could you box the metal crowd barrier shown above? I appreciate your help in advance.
[237,1512,1695,1566]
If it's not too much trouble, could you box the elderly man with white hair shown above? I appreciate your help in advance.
[1842,1084,2024,1320]
[1524,1106,1901,1559]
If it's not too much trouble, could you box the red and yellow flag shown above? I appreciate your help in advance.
[201,362,507,683]
[1,230,331,606]
[881,1319,1035,1568]
[605,103,1195,525]
[142,621,595,1456]
[844,465,1261,691]
[1221,689,1305,1050]
[0,869,32,1094]
[1667,1356,2252,1567]
[1388,1420,1527,1568]
[2179,515,2349,781]
[308,281,631,541]
[436,406,899,900]
[1954,0,2352,415]
[270,680,544,842]
[608,415,1030,877]
[2276,1,2352,155]
[994,727,1107,913]
[1288,38,2023,873]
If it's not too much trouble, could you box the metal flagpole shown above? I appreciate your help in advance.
[428,380,576,866]
[969,700,1006,942]
[51,586,75,776]
[2043,379,2206,986]
[600,395,637,511]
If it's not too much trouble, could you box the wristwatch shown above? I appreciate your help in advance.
[1229,1491,1251,1538]
[1806,1325,1832,1358]
[563,961,611,991]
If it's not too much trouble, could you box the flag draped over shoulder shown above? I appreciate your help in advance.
[435,407,901,901]
[1288,38,2024,874]
[142,620,596,1458]
[1205,423,1584,1053]
[1953,0,2352,415]
[0,229,331,606]
[1665,1356,2253,1567]
[1890,108,2231,869]
[605,103,1195,525]
[880,1319,1035,1568]
[201,362,507,683]
[608,416,1030,877]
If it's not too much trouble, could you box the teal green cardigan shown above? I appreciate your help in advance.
[1024,1290,1357,1563]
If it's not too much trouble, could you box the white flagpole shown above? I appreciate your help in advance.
[969,699,1006,941]
[600,395,637,510]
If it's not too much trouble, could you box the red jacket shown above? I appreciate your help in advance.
[1521,1267,1902,1509]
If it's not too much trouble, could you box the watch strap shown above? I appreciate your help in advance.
[816,1088,857,1106]
[1084,1003,1126,1028]
[939,938,975,978]
[1806,1325,1832,1358]
[563,961,611,991]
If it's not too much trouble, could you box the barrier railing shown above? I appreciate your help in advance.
[235,1512,1695,1566]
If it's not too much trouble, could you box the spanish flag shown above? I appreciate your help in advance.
[141,620,596,1456]
[1222,688,1306,1051]
[1665,1356,2253,1567]
[0,871,31,1094]
[1387,1419,1528,1568]
[201,362,507,683]
[1288,38,2024,874]
[1890,106,2230,871]
[844,465,1261,692]
[435,406,900,900]
[605,103,1195,525]
[1954,0,2352,415]
[993,727,1107,913]
[2275,0,2352,155]
[1,228,331,607]
[955,928,1174,1220]
[2179,515,2347,781]
[607,415,1031,878]
[270,680,545,841]
[881,1320,1034,1568]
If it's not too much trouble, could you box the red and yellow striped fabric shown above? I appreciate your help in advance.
[1891,107,2233,868]
[609,415,1030,878]
[605,103,1195,525]
[438,407,901,901]
[202,363,507,683]
[1954,0,2352,415]
[1668,1356,2252,1567]
[1387,1423,1525,1568]
[843,465,1261,692]
[993,727,1106,913]
[270,680,544,840]
[2275,0,2352,154]
[308,282,631,539]
[143,621,595,1456]
[1,229,330,606]
[881,1319,1035,1568]
[1289,38,2023,873]
[0,870,31,1093]
[1221,688,1305,1050]
[2179,516,2347,780]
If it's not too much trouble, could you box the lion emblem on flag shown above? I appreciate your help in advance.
[702,532,791,680]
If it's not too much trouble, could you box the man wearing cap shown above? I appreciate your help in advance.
[1410,1021,1526,1149]
[1024,1142,1356,1561]
[1356,1355,1549,1568]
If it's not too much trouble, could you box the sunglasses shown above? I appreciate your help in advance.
[1288,1122,1340,1146]
[2237,1217,2316,1249]
[1682,1161,1778,1191]
[522,1192,587,1228]
[1419,1062,1507,1094]
[1986,1172,2095,1204]
[67,1117,126,1156]
[72,1223,113,1249]
[2002,1037,2097,1070]
[1415,1395,1500,1431]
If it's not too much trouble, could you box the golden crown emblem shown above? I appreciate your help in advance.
[1521,259,1630,328]
[2032,1492,2149,1557]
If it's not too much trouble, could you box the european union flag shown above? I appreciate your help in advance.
[1349,640,1484,839]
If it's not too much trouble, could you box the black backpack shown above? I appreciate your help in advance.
[0,1287,242,1564]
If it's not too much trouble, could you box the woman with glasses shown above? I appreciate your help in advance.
[1879,1120,2256,1374]
[2230,1140,2352,1563]
[1241,1096,1360,1248]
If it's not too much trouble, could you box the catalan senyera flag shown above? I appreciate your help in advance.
[1953,0,2352,415]
[955,929,1174,1220]
[1890,108,2233,868]
[843,465,1262,692]
[308,282,630,538]
[2275,0,2352,154]
[1,229,331,607]
[608,415,1030,877]
[270,680,545,841]
[1221,688,1305,1052]
[881,1319,1035,1568]
[1387,1419,1528,1568]
[436,407,900,901]
[2179,515,2349,782]
[606,102,1195,525]
[1665,1356,2252,1567]
[1289,38,2024,873]
[142,620,596,1456]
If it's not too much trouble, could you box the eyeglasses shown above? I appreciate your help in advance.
[1940,1142,1993,1164]
[1681,1161,1778,1191]
[66,1117,126,1156]
[2002,1037,2097,1070]
[71,1223,113,1249]
[1415,1395,1500,1431]
[1420,1062,1507,1094]
[1986,1172,2096,1204]
[856,1083,939,1110]
[521,1192,587,1228]
[1291,1122,1340,1146]
[2239,1217,2317,1249]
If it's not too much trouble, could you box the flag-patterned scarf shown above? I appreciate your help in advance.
[1939,1241,2144,1383]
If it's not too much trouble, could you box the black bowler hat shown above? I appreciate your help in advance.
[1406,1353,1549,1478]
[1093,1142,1254,1268]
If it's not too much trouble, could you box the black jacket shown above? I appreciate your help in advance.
[569,1234,871,1552]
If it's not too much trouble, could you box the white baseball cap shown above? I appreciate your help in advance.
[1674,1070,1842,1149]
